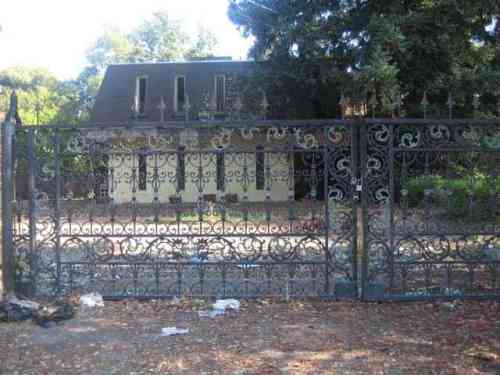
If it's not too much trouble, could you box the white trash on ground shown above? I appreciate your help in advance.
[161,327,189,336]
[213,299,240,311]
[79,293,105,308]
[198,309,225,318]
[198,299,240,319]
[8,295,40,311]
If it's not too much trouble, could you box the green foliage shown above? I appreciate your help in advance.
[130,11,189,63]
[0,66,102,125]
[0,67,64,124]
[185,24,219,60]
[405,174,500,218]
[86,11,219,73]
[229,1,500,118]
[86,28,136,72]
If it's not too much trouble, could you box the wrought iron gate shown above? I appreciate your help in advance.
[5,120,359,299]
[2,117,500,301]
[361,120,500,301]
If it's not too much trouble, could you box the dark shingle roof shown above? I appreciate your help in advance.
[90,60,256,124]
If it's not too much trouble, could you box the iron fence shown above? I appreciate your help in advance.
[361,119,500,300]
[1,103,499,300]
[7,120,358,299]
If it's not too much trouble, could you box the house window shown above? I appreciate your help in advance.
[175,76,186,112]
[177,146,185,191]
[216,150,225,191]
[215,75,225,111]
[138,154,147,191]
[135,77,147,114]
[256,145,265,190]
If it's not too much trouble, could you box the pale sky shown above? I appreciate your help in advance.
[0,0,253,80]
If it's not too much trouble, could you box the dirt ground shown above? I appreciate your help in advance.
[0,299,499,375]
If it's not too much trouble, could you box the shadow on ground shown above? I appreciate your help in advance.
[0,299,499,374]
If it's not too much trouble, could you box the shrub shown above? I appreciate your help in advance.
[404,174,500,218]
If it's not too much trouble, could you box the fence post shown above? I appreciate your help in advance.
[1,92,16,296]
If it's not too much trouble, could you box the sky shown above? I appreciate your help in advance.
[0,0,253,80]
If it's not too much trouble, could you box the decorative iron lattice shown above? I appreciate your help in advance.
[7,119,500,301]
[11,121,358,299]
[362,120,500,300]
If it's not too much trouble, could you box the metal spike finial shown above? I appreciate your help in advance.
[447,92,454,119]
[369,91,378,118]
[393,92,402,117]
[209,93,217,113]
[131,101,138,119]
[339,91,347,119]
[6,90,18,123]
[261,92,269,119]
[183,94,191,122]
[234,95,243,112]
[157,96,166,122]
[260,91,269,120]
[338,91,347,107]
[472,93,481,111]
[233,95,243,120]
[421,91,429,119]
[421,91,429,106]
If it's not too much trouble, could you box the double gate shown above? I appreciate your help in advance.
[2,118,500,300]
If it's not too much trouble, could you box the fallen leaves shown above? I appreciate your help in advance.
[0,299,498,374]
[466,347,500,363]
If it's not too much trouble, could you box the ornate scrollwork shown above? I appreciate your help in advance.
[374,124,389,144]
[267,126,288,142]
[240,127,260,140]
[399,130,421,148]
[375,188,390,204]
[327,126,345,145]
[428,124,450,141]
[211,128,233,149]
[66,133,87,153]
[294,128,318,149]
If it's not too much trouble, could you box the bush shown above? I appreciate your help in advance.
[404,174,500,218]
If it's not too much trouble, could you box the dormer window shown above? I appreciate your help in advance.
[175,76,186,112]
[135,76,147,115]
[214,75,225,111]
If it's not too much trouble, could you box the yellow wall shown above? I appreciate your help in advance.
[109,151,293,204]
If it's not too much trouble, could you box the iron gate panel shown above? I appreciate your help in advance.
[11,121,359,299]
[362,120,500,301]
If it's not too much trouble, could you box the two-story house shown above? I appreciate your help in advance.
[89,59,294,205]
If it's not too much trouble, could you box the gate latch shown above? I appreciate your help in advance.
[352,177,362,202]
[352,177,363,191]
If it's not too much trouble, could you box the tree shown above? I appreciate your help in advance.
[185,24,219,59]
[130,11,189,63]
[0,66,62,124]
[228,0,500,118]
[86,11,191,73]
[0,66,101,125]
[86,28,135,72]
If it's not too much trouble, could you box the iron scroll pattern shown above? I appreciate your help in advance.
[363,121,500,300]
[12,123,357,298]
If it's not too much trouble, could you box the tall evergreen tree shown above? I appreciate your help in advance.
[229,0,500,118]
